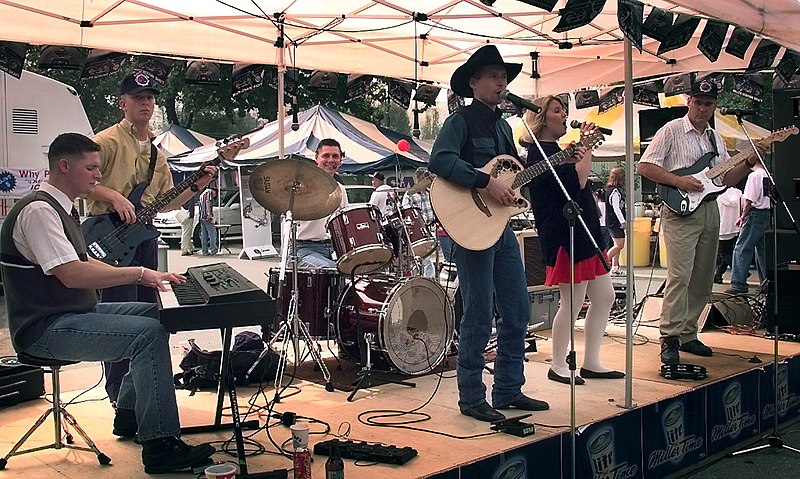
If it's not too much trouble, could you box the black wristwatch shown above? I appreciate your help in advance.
[190,183,199,192]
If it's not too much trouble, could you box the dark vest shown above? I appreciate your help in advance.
[605,187,626,229]
[1,191,97,351]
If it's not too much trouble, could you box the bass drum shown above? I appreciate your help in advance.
[337,276,454,375]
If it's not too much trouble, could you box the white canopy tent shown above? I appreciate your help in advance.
[0,1,796,97]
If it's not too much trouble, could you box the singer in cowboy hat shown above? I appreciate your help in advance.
[428,45,549,423]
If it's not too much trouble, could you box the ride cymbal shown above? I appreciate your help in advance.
[249,159,342,220]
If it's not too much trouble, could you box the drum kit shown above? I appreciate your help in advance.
[248,159,454,396]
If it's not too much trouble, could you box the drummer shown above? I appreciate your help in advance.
[288,138,348,268]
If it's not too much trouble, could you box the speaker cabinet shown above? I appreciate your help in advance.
[515,229,546,287]
[765,228,800,267]
[638,106,690,196]
[766,265,800,334]
[772,88,800,230]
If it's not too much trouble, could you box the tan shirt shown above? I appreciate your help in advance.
[87,118,174,215]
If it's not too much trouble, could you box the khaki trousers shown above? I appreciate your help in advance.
[660,201,719,341]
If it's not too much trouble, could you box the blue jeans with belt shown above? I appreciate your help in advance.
[453,227,530,409]
[22,302,181,442]
[297,241,337,269]
[730,208,770,291]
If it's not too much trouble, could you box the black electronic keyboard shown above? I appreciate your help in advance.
[157,262,274,333]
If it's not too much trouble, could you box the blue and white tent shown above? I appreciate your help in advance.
[154,123,216,157]
[168,105,431,173]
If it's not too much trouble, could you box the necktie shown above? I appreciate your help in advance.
[70,207,80,224]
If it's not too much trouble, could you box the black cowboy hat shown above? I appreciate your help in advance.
[450,45,522,98]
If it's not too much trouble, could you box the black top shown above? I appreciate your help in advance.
[605,187,626,229]
[525,141,602,266]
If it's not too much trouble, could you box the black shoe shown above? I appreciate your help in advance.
[495,394,550,411]
[141,436,215,474]
[547,368,585,385]
[713,277,723,284]
[112,408,137,438]
[679,339,713,357]
[724,288,749,295]
[460,401,505,422]
[579,368,625,379]
[660,337,680,365]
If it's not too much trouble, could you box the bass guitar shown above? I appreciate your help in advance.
[82,137,249,266]
[430,130,603,250]
[658,126,798,215]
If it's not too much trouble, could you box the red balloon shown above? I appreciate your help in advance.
[397,139,410,152]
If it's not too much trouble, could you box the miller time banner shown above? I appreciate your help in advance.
[643,391,706,478]
[706,371,759,456]
[0,168,49,197]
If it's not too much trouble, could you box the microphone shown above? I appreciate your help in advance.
[500,89,542,113]
[291,108,300,131]
[719,107,758,116]
[570,120,613,136]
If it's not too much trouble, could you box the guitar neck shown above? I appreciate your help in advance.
[705,148,751,179]
[511,145,575,189]
[136,158,220,222]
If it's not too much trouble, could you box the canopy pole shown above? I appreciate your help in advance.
[623,37,635,410]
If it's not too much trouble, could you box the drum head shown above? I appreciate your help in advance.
[382,277,454,375]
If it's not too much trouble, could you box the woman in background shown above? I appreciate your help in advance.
[521,95,623,385]
[605,167,626,275]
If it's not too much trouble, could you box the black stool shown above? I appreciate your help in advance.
[0,353,110,469]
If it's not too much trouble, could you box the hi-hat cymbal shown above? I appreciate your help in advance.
[248,159,342,220]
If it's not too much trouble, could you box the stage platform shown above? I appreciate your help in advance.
[2,316,800,479]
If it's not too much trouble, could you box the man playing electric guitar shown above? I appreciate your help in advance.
[85,72,217,412]
[637,79,763,366]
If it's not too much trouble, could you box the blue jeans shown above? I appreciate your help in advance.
[453,227,530,409]
[22,302,180,442]
[730,208,770,291]
[297,242,337,269]
[199,219,218,254]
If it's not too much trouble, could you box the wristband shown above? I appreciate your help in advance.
[136,266,145,284]
[189,183,199,192]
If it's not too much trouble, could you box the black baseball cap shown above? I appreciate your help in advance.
[690,79,718,99]
[120,72,160,96]
[370,172,385,181]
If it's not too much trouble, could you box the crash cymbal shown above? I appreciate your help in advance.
[248,159,342,220]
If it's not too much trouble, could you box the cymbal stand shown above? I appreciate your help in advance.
[388,192,423,276]
[266,184,334,400]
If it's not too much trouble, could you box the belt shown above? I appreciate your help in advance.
[297,239,330,244]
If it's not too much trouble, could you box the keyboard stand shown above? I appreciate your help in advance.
[180,326,260,434]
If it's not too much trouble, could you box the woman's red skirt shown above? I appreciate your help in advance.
[545,247,609,286]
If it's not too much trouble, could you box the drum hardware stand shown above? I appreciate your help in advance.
[250,184,335,400]
[346,270,416,402]
[524,121,610,479]
[729,114,800,459]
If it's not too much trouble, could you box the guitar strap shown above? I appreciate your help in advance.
[707,130,719,158]
[146,144,157,185]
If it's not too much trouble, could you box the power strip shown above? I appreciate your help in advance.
[313,439,417,465]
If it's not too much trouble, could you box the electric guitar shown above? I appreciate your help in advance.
[430,131,603,251]
[658,126,798,215]
[82,137,249,266]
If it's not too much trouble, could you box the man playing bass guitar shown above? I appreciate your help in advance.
[637,79,762,366]
[85,72,216,414]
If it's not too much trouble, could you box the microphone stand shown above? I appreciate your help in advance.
[729,115,800,458]
[521,120,609,479]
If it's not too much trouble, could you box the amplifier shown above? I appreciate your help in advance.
[515,229,546,287]
[0,362,45,408]
[766,265,800,334]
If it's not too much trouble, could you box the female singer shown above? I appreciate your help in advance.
[520,95,623,384]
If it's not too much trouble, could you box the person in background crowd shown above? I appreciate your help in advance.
[728,160,772,294]
[594,188,612,251]
[605,167,626,276]
[402,166,436,278]
[368,172,394,216]
[197,186,218,256]
[179,192,197,256]
[714,187,742,284]
[522,95,623,386]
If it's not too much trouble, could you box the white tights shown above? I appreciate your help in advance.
[550,273,616,377]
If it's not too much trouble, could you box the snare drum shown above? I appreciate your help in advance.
[337,275,454,375]
[385,206,436,259]
[267,268,345,337]
[326,205,393,275]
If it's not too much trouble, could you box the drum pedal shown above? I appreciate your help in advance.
[313,439,417,465]
[491,414,536,437]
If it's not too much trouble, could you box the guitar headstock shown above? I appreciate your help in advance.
[580,128,605,150]
[765,126,800,144]
[217,137,250,161]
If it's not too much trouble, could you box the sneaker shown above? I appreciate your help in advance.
[180,251,194,256]
[141,436,215,474]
